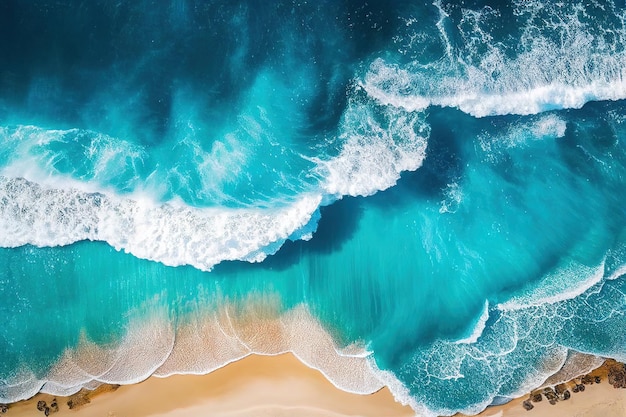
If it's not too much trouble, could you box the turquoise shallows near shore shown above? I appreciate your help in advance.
[2,1,626,415]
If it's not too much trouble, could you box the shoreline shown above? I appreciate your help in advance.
[469,359,626,417]
[3,300,626,417]
[0,302,415,416]
[3,352,414,417]
[3,355,626,417]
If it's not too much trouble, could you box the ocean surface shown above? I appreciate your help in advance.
[1,1,626,415]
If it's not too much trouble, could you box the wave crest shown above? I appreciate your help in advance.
[0,176,322,271]
[363,0,626,117]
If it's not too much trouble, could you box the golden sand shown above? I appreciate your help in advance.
[5,353,414,417]
[468,360,626,417]
[6,356,626,417]
[5,299,626,417]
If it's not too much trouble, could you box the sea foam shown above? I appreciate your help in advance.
[313,102,429,200]
[0,91,430,270]
[0,302,394,405]
[497,259,606,312]
[363,0,626,117]
[0,175,322,271]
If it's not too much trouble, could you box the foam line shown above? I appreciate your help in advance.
[363,61,626,118]
[0,176,322,271]
[0,304,406,408]
[0,95,430,269]
[313,102,429,199]
[497,259,606,312]
[362,1,626,117]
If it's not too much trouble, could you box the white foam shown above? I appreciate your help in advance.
[439,182,463,214]
[363,61,626,118]
[497,259,606,311]
[0,175,322,271]
[0,369,43,404]
[0,125,326,271]
[0,111,429,269]
[0,302,415,412]
[363,1,626,117]
[477,114,568,161]
[313,102,429,199]
[531,115,568,139]
[607,263,626,281]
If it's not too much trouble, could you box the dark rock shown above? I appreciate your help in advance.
[543,388,558,401]
[37,400,47,411]
[595,376,601,384]
[531,393,542,402]
[44,406,50,416]
[50,399,58,411]
[609,367,626,388]
[578,384,586,392]
[572,384,580,393]
[523,400,534,411]
[582,375,594,384]
[555,383,567,395]
[562,390,571,400]
[0,404,7,413]
[549,399,557,405]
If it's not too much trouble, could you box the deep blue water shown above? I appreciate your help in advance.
[2,1,626,415]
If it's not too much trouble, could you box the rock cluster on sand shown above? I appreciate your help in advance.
[36,398,59,415]
[542,387,560,405]
[522,360,626,411]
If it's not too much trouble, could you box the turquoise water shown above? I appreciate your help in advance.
[2,1,626,415]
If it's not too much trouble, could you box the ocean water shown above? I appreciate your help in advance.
[1,0,626,415]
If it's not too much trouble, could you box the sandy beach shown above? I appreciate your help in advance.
[470,360,626,417]
[4,353,414,417]
[4,353,626,417]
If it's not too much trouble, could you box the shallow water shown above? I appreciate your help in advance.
[2,1,626,415]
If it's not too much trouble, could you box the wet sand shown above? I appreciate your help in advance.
[5,356,626,417]
[4,352,414,417]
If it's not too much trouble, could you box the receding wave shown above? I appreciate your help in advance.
[0,303,388,404]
